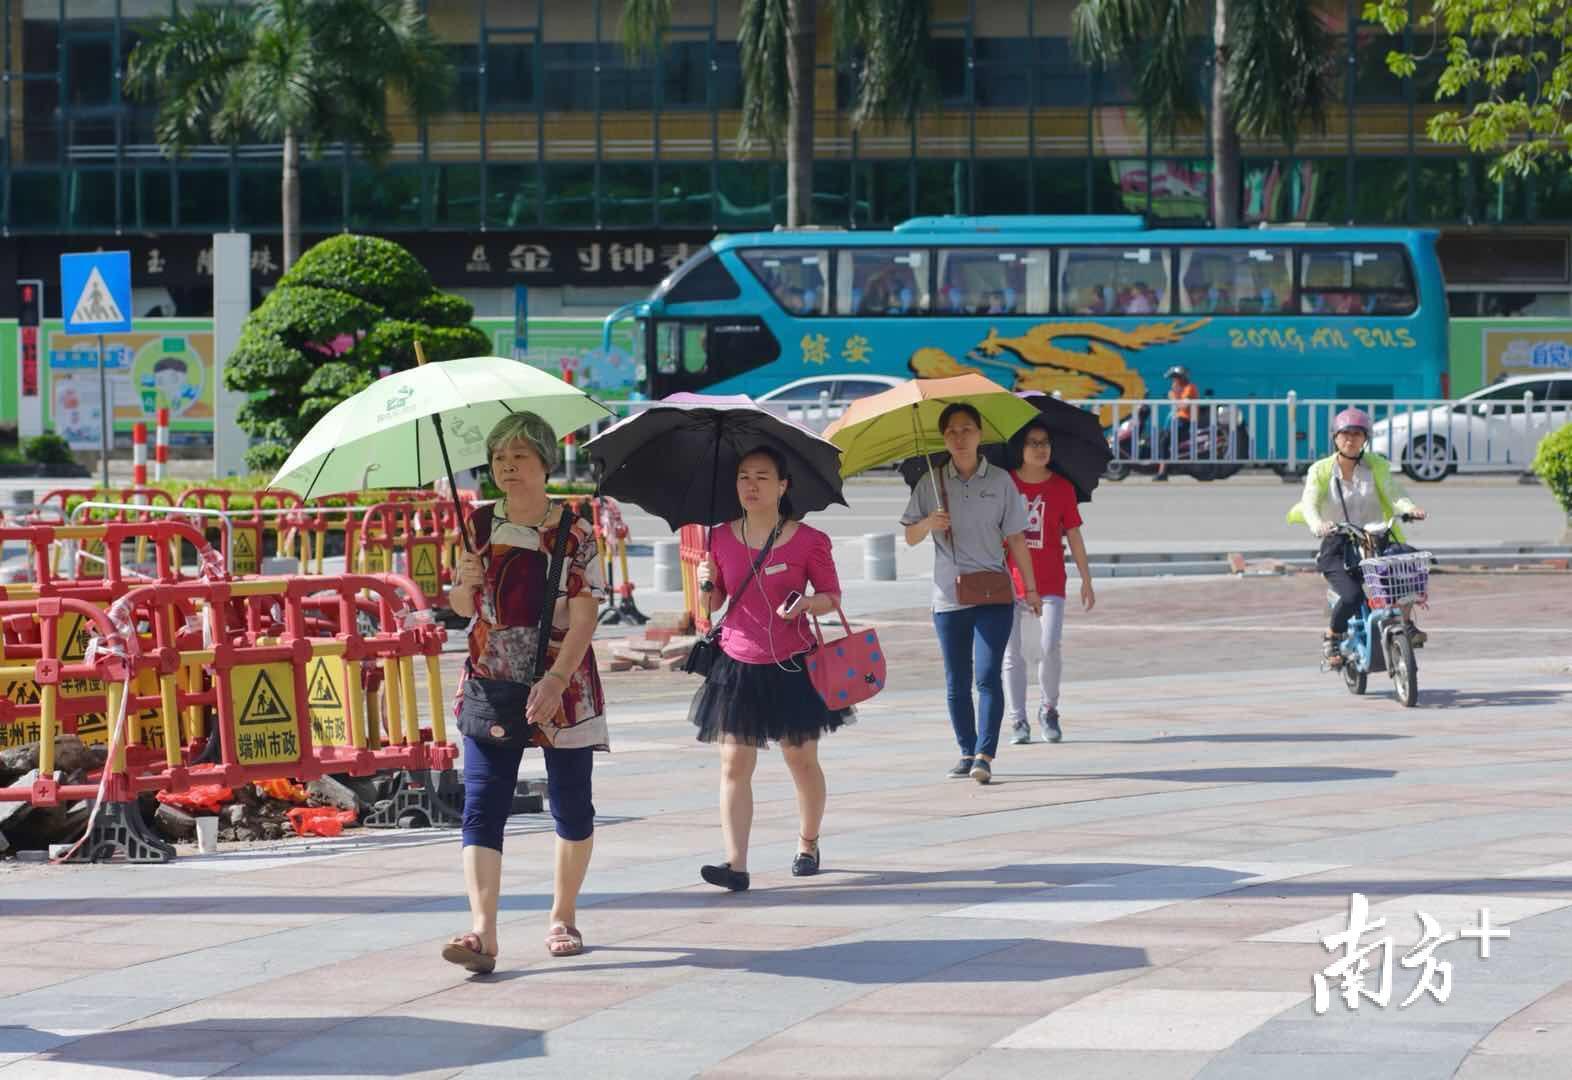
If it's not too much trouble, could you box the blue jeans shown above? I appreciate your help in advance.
[933,603,1016,759]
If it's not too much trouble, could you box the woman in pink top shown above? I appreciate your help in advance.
[691,446,851,891]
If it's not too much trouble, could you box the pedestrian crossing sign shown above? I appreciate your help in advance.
[60,251,132,334]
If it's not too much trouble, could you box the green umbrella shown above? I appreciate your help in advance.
[268,351,611,545]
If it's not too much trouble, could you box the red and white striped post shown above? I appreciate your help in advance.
[560,364,577,482]
[154,407,169,482]
[132,422,148,487]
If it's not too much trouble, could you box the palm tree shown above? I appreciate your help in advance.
[1072,0,1335,227]
[622,0,934,227]
[126,0,453,270]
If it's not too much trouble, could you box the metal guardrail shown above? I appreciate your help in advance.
[604,390,1572,480]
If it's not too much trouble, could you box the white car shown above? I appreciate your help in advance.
[1369,374,1572,481]
[755,374,907,434]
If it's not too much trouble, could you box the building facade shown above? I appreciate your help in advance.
[4,0,1569,318]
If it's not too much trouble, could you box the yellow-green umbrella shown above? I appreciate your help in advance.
[821,374,1039,481]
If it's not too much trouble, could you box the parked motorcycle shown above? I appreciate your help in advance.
[1103,402,1250,482]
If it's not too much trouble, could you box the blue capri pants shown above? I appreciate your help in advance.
[461,737,595,850]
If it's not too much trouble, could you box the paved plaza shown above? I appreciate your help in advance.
[2,567,1570,1078]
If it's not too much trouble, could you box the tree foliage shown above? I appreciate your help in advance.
[125,0,453,266]
[225,235,489,472]
[621,0,933,219]
[1367,0,1572,179]
[1072,0,1336,223]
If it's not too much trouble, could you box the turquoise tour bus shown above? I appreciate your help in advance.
[601,214,1449,421]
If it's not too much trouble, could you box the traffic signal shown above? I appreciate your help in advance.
[17,280,42,327]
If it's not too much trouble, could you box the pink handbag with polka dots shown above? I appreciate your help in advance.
[803,605,886,710]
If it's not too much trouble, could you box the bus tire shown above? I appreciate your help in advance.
[1402,436,1453,483]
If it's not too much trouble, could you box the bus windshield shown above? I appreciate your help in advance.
[606,216,1447,409]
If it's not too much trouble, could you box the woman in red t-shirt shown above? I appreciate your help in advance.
[1003,420,1095,744]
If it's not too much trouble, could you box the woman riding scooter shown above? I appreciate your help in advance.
[1287,408,1426,667]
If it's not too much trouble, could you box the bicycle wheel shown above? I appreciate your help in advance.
[1390,633,1418,707]
[1342,661,1367,695]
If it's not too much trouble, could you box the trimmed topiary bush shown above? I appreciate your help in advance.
[226,235,490,472]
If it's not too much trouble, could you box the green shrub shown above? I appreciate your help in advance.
[24,433,76,466]
[1532,424,1572,517]
[226,234,490,471]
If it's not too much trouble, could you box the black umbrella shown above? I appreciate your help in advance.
[899,394,1112,503]
[585,394,847,531]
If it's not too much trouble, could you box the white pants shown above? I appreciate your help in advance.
[1002,597,1066,724]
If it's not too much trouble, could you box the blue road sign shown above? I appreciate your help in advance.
[60,251,133,334]
[513,284,529,361]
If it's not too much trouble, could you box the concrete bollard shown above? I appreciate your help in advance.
[652,540,682,592]
[864,532,896,581]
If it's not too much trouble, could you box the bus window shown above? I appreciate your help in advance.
[740,249,828,315]
[662,250,742,303]
[656,321,681,375]
[682,324,708,374]
[934,248,1051,315]
[1178,247,1291,314]
[1299,248,1417,315]
[836,249,929,316]
[1057,246,1171,315]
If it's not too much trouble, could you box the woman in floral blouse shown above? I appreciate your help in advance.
[441,412,607,973]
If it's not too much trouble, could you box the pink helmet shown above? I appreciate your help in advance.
[1332,407,1373,437]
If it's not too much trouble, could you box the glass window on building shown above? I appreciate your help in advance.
[1178,247,1292,314]
[486,41,535,111]
[835,249,928,315]
[1058,246,1171,315]
[448,44,481,112]
[935,248,1051,315]
[975,160,1031,216]
[929,35,971,106]
[1299,247,1417,315]
[543,43,595,112]
[717,162,775,228]
[1036,37,1088,107]
[1447,291,1572,317]
[67,168,116,228]
[853,161,913,226]
[1036,160,1089,215]
[740,249,830,315]
[974,38,1031,107]
[662,39,712,108]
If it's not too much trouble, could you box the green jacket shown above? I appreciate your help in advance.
[1287,453,1416,544]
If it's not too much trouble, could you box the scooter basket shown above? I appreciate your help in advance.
[1359,551,1431,609]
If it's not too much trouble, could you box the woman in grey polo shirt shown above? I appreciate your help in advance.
[901,403,1041,784]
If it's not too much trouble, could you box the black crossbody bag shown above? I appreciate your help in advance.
[456,505,575,748]
[683,520,783,677]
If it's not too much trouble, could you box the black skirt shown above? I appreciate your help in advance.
[690,651,855,748]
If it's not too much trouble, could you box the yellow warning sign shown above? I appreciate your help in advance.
[79,537,106,579]
[362,546,389,574]
[230,662,300,765]
[306,656,349,746]
[409,542,440,600]
[0,681,43,750]
[232,528,259,575]
[58,613,107,744]
[0,626,163,750]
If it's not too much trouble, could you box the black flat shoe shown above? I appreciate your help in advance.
[700,862,750,892]
[792,842,820,877]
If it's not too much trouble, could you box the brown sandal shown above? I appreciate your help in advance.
[545,922,583,957]
[441,932,497,974]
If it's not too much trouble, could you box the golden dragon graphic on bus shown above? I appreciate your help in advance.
[907,319,1211,414]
